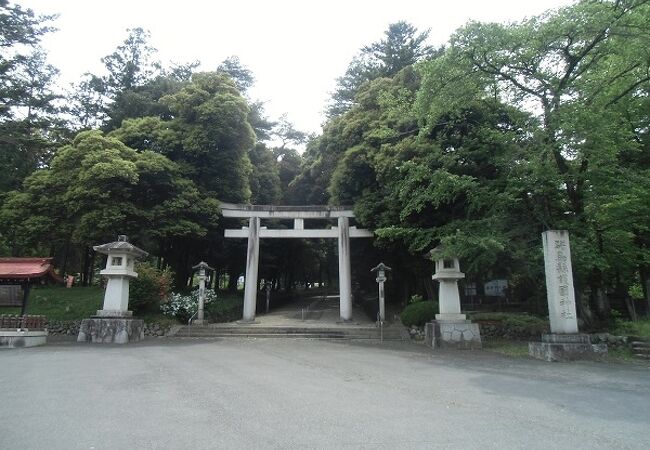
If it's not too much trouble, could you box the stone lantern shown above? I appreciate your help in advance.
[192,261,214,326]
[77,235,148,344]
[430,246,466,321]
[426,245,481,349]
[370,262,392,322]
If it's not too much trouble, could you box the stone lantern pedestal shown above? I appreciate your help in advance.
[77,235,148,344]
[425,246,481,349]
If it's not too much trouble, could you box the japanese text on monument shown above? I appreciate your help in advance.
[554,239,575,319]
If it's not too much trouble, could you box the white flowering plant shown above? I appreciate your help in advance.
[160,289,218,322]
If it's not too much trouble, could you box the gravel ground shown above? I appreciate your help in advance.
[1,337,649,449]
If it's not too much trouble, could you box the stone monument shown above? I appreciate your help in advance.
[528,230,606,361]
[77,235,148,344]
[425,246,481,349]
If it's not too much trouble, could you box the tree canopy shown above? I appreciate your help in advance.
[1,1,649,321]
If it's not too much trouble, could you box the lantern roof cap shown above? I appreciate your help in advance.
[93,235,148,258]
[371,262,392,273]
[192,261,215,271]
[426,244,456,259]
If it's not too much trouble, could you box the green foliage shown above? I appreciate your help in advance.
[160,289,217,323]
[217,55,255,93]
[610,319,650,338]
[328,21,435,116]
[470,313,549,338]
[400,301,438,327]
[249,143,281,204]
[129,263,174,314]
[0,1,64,193]
[205,292,244,323]
[310,0,650,321]
[158,71,256,201]
[408,294,424,304]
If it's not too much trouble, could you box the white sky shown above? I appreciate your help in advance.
[21,0,573,136]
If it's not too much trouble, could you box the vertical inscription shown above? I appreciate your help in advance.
[554,239,575,320]
[542,230,579,334]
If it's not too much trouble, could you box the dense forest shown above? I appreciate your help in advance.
[1,0,649,325]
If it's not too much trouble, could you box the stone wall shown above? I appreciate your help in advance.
[47,320,172,337]
[589,333,628,348]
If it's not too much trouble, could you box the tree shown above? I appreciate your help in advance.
[272,114,308,149]
[0,130,219,284]
[248,143,281,204]
[101,27,160,95]
[67,27,196,131]
[415,0,650,322]
[0,1,62,193]
[217,56,255,93]
[327,21,436,116]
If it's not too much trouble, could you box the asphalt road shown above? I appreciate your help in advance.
[1,338,649,449]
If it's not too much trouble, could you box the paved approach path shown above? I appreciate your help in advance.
[252,293,375,327]
[1,339,649,449]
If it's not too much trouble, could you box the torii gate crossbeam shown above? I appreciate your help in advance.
[221,203,373,322]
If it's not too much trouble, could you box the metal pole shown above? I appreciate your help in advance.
[197,268,205,324]
[378,280,385,322]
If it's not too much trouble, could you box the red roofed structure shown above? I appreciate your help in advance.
[0,257,63,315]
[0,258,63,281]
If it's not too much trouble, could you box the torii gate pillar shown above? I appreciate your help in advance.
[338,216,352,321]
[242,217,260,322]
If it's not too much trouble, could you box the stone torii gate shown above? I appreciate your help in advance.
[222,203,373,322]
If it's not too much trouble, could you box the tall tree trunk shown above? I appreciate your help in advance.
[81,246,91,286]
[61,239,70,276]
[640,266,650,317]
[88,251,96,286]
[574,278,595,329]
[424,276,435,301]
[227,270,238,292]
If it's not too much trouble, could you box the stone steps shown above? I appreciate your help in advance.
[630,339,650,359]
[173,325,406,340]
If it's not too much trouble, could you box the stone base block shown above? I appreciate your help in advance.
[529,333,607,362]
[425,321,482,349]
[0,330,47,348]
[435,313,467,321]
[77,318,144,344]
[95,310,133,318]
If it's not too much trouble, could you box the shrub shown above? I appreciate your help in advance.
[160,289,217,323]
[610,318,650,338]
[400,301,439,327]
[409,294,424,304]
[470,312,549,338]
[205,295,243,323]
[130,264,174,314]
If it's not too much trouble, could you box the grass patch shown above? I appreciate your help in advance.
[482,339,531,358]
[610,318,650,338]
[606,345,637,362]
[1,286,178,324]
[1,285,103,320]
